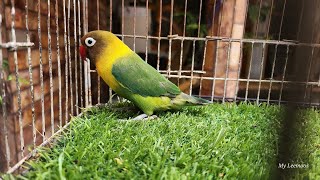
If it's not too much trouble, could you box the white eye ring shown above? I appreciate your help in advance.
[85,37,96,47]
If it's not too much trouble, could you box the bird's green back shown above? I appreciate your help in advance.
[112,53,181,98]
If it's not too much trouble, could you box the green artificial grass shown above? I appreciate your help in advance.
[285,108,320,179]
[2,103,319,179]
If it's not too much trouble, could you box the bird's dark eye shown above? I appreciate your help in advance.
[85,37,96,47]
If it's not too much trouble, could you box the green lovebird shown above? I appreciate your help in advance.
[79,30,211,120]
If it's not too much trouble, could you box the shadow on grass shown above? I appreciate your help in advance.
[83,102,211,120]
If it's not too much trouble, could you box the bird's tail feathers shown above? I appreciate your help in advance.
[172,93,211,106]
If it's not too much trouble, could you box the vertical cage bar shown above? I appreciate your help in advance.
[304,47,315,101]
[303,0,318,102]
[234,0,249,101]
[177,0,187,86]
[47,0,55,134]
[121,0,124,41]
[78,0,83,109]
[82,0,88,106]
[196,2,203,64]
[63,0,69,121]
[56,0,63,127]
[222,40,232,102]
[266,0,274,40]
[189,40,196,95]
[221,0,235,103]
[67,0,74,115]
[278,0,287,40]
[37,0,46,142]
[83,0,88,34]
[145,0,149,63]
[254,0,263,38]
[10,0,25,157]
[81,0,90,107]
[0,11,11,170]
[256,43,266,104]
[223,0,237,102]
[25,0,36,146]
[96,0,100,104]
[296,1,305,41]
[108,0,113,103]
[156,0,162,71]
[96,0,100,30]
[189,0,203,95]
[85,0,91,106]
[216,1,224,35]
[73,0,79,113]
[278,45,290,105]
[199,39,208,95]
[211,1,225,101]
[133,0,136,52]
[244,43,254,102]
[85,0,88,34]
[267,44,278,104]
[210,0,218,36]
[234,41,243,101]
[200,0,217,96]
[166,0,174,78]
[109,0,112,31]
[211,39,219,101]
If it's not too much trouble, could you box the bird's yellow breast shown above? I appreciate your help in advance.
[95,39,132,91]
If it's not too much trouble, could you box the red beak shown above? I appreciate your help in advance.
[79,45,87,61]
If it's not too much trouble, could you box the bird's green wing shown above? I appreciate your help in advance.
[112,53,181,97]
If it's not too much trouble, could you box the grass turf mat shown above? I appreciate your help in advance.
[285,108,320,179]
[2,103,319,179]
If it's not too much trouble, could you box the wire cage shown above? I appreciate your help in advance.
[0,0,319,174]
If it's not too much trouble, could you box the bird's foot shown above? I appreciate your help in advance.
[132,114,158,121]
[118,114,158,121]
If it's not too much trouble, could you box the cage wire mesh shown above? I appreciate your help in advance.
[0,0,319,174]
